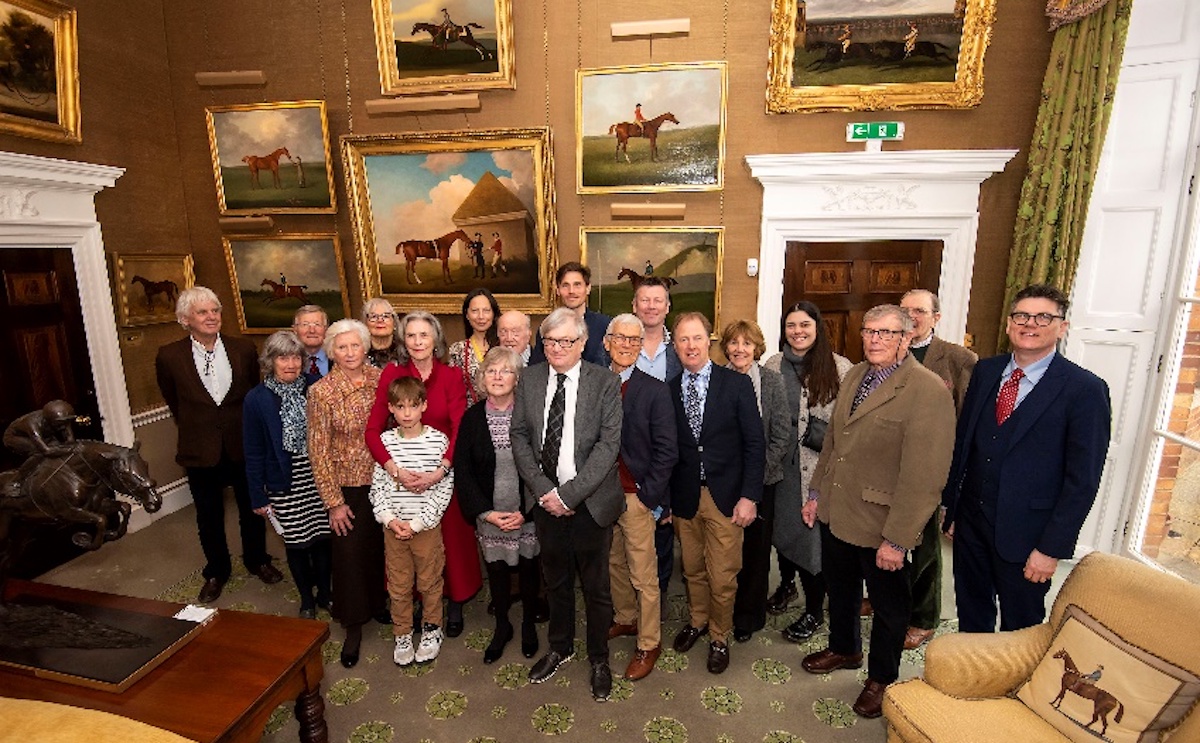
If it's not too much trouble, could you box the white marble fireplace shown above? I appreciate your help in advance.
[746,150,1017,351]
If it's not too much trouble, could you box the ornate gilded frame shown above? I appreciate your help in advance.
[579,226,724,335]
[221,233,351,334]
[205,100,337,216]
[0,0,80,143]
[372,0,515,95]
[342,127,557,315]
[577,61,728,194]
[766,0,996,113]
[110,253,195,327]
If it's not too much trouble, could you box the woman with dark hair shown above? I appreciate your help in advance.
[721,319,792,643]
[455,347,540,664]
[448,288,501,405]
[762,301,853,642]
[243,330,332,619]
[366,311,483,638]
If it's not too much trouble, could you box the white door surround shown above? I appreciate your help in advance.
[0,151,130,445]
[746,150,1017,352]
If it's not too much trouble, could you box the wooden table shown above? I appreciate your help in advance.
[0,580,329,743]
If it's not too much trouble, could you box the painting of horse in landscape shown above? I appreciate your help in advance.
[242,147,291,189]
[396,230,469,285]
[374,0,514,94]
[608,112,679,163]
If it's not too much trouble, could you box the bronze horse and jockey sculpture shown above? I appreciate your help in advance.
[0,401,160,601]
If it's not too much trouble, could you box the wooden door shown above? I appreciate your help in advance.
[783,240,942,363]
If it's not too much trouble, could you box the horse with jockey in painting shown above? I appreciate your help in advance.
[3,400,78,496]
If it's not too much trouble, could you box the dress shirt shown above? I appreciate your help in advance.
[191,335,233,405]
[616,365,635,383]
[306,348,330,376]
[1001,351,1055,409]
[636,329,672,381]
[542,361,581,487]
[682,360,713,417]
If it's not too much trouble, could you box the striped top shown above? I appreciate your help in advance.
[368,425,453,532]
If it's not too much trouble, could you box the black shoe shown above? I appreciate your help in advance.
[733,627,754,643]
[535,596,550,623]
[766,581,798,615]
[707,641,730,674]
[672,623,708,653]
[483,623,513,665]
[197,577,226,604]
[590,661,612,702]
[341,625,362,668]
[782,613,823,643]
[298,606,317,620]
[374,609,393,625]
[252,562,284,585]
[445,600,464,637]
[445,618,464,638]
[521,621,539,658]
[529,650,574,683]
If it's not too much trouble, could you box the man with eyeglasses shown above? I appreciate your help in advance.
[510,308,624,701]
[942,284,1110,634]
[497,310,532,364]
[898,289,978,650]
[293,305,330,384]
[603,314,678,681]
[799,304,955,718]
[530,262,610,367]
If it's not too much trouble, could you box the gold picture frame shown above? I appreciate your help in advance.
[766,0,996,113]
[222,233,352,334]
[342,127,558,315]
[580,227,724,335]
[110,253,195,327]
[371,0,515,96]
[577,62,727,194]
[205,100,337,216]
[0,0,80,143]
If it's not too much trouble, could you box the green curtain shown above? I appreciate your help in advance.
[997,0,1133,349]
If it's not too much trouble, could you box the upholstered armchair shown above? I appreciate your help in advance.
[883,552,1200,742]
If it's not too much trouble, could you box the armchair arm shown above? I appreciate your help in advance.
[924,623,1053,698]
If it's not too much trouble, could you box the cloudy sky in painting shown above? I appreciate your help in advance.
[230,239,342,292]
[806,0,954,20]
[391,0,497,36]
[580,67,722,138]
[363,149,535,264]
[211,107,327,167]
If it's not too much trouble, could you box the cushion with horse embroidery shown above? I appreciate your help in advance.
[1015,604,1200,743]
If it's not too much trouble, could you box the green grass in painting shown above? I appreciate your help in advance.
[581,125,720,188]
[221,166,332,211]
[379,258,540,296]
[791,47,957,86]
[394,38,499,76]
[239,290,346,329]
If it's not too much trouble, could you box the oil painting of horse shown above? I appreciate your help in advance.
[222,234,350,333]
[578,62,727,193]
[112,253,194,327]
[206,100,336,214]
[0,0,80,144]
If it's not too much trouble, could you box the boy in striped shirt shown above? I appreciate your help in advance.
[369,377,453,666]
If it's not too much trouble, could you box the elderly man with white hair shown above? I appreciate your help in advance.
[497,310,533,364]
[156,286,283,604]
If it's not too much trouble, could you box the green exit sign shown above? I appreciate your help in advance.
[846,122,905,141]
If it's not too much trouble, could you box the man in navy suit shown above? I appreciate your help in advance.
[530,262,610,367]
[943,284,1111,632]
[668,312,765,674]
[604,313,678,681]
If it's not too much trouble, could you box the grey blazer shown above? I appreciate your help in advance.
[510,360,625,527]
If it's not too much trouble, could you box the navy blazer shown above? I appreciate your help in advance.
[530,309,611,367]
[669,363,765,519]
[942,352,1111,562]
[242,382,299,509]
[620,368,679,511]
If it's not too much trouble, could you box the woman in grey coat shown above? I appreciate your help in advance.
[723,320,792,642]
[763,301,853,642]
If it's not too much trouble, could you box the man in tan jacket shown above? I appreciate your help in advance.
[800,304,956,719]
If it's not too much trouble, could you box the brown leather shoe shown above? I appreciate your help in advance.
[197,577,225,604]
[252,562,284,585]
[852,679,888,718]
[860,598,874,617]
[801,648,863,674]
[608,622,638,640]
[624,645,661,680]
[903,626,935,650]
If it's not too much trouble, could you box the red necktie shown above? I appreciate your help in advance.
[309,356,319,376]
[995,368,1025,424]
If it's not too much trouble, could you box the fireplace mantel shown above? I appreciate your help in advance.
[746,149,1017,350]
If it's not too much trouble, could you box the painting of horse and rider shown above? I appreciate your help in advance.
[206,100,336,215]
[372,0,515,94]
[111,253,195,327]
[222,234,351,333]
[577,62,727,193]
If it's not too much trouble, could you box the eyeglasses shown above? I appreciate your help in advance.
[366,313,394,323]
[295,321,326,330]
[606,333,643,345]
[860,328,904,341]
[1009,311,1064,327]
[543,336,581,350]
[903,307,932,316]
[485,368,516,378]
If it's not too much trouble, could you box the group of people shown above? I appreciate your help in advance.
[155,268,1110,716]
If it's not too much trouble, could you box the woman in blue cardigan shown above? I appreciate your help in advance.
[243,330,333,618]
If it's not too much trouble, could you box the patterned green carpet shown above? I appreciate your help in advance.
[156,567,955,743]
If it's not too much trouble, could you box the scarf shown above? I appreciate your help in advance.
[265,375,307,455]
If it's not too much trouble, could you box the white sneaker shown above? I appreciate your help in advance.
[415,624,443,663]
[393,634,415,666]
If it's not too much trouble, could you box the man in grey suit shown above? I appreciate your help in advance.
[511,308,625,702]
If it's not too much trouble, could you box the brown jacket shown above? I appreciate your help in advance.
[155,334,260,468]
[812,355,956,550]
[919,335,977,416]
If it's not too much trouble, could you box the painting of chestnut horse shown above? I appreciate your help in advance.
[1050,649,1125,737]
[608,112,679,162]
[242,147,292,189]
[396,230,469,285]
[131,275,179,310]
[260,278,309,304]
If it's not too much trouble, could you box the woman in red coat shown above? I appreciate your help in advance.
[366,310,483,636]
